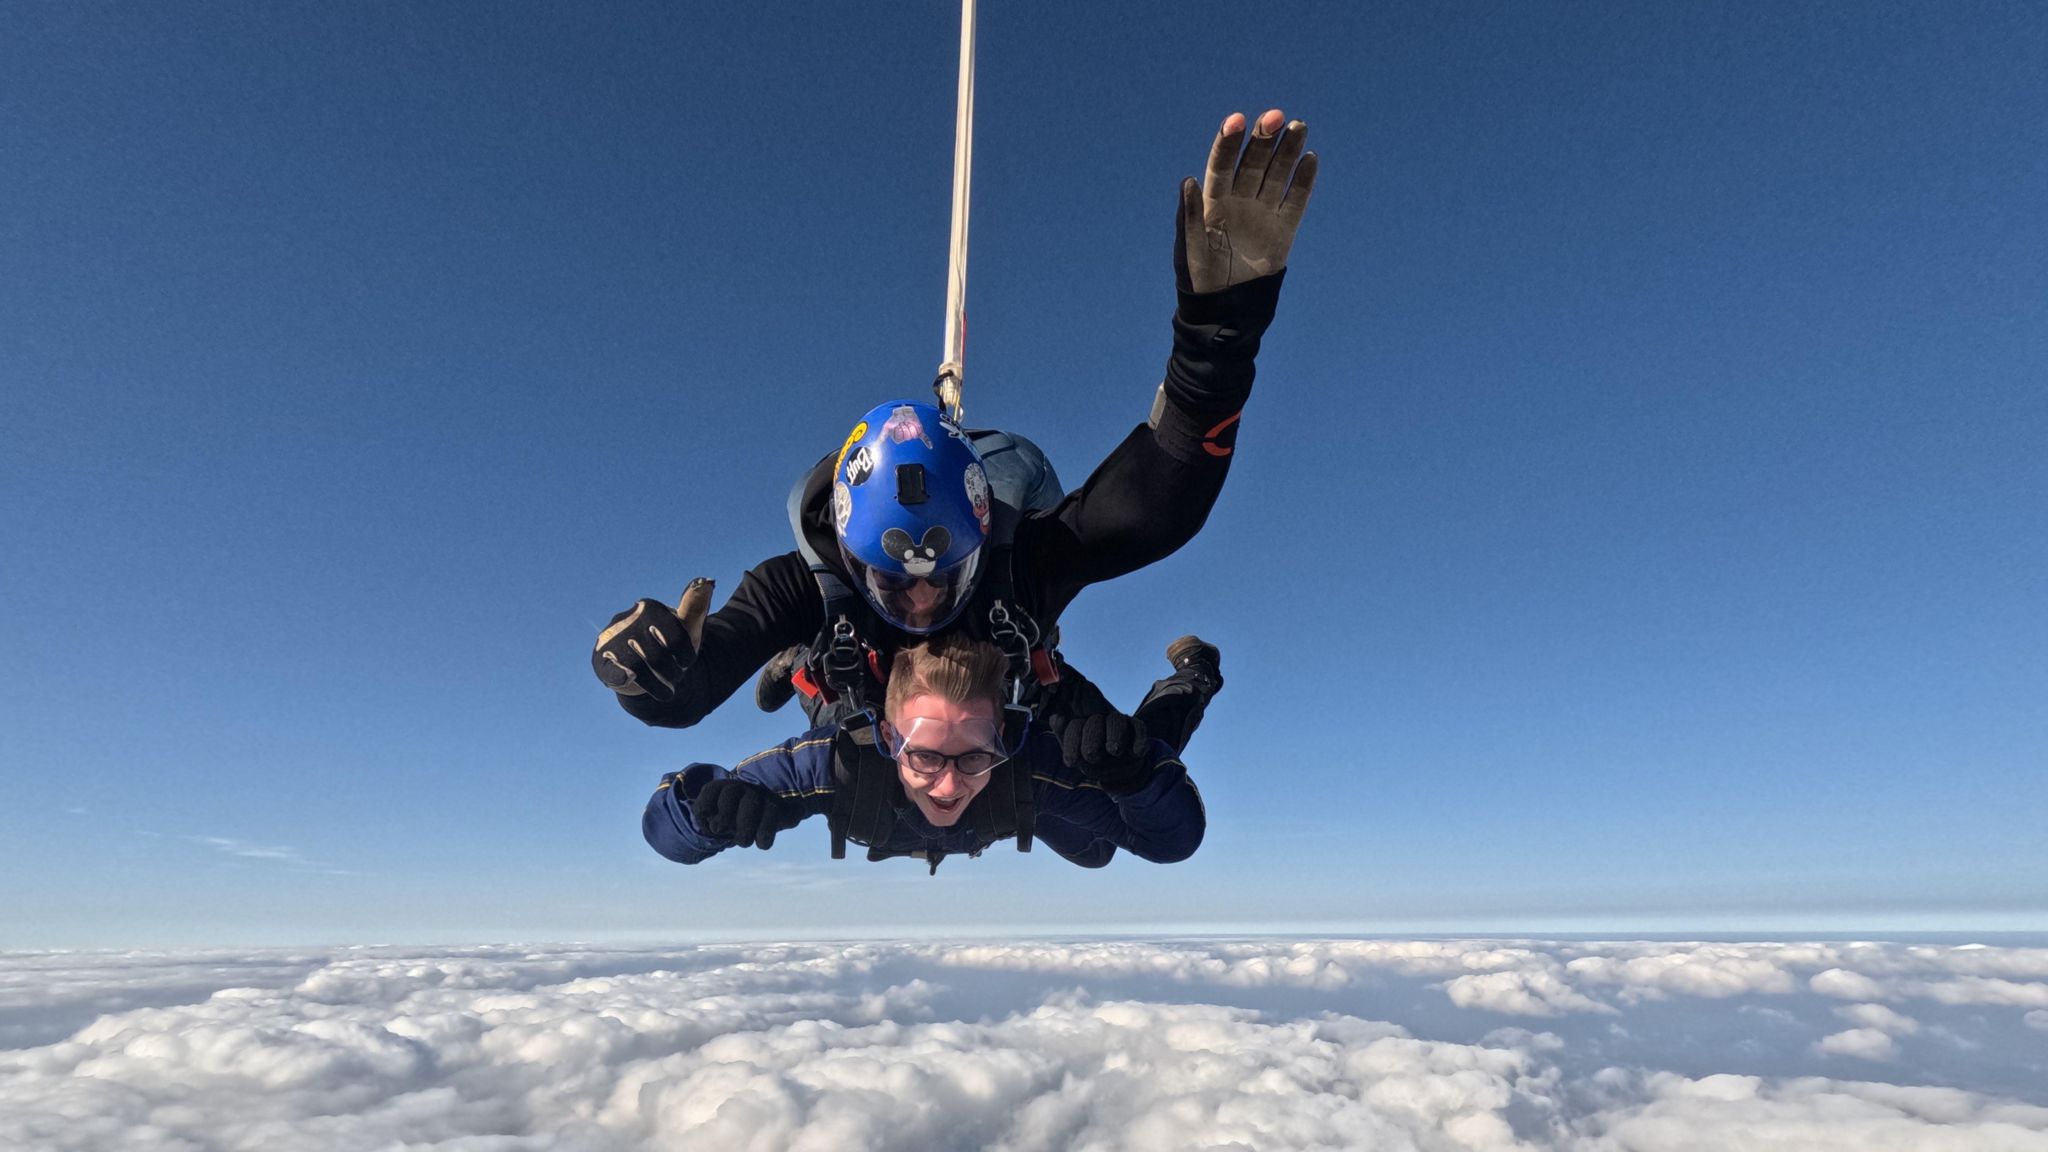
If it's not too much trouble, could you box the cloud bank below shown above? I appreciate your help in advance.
[5,938,2048,1150]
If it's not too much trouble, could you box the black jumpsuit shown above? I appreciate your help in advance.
[617,271,1288,738]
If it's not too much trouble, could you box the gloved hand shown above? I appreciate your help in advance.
[1038,657,1115,743]
[1059,710,1155,792]
[1178,109,1318,294]
[695,778,798,850]
[592,579,713,702]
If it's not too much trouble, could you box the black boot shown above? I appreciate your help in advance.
[1165,635,1223,695]
[1136,635,1225,754]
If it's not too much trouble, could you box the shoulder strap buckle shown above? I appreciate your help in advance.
[987,599,1044,704]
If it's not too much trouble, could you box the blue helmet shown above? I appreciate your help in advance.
[831,400,992,633]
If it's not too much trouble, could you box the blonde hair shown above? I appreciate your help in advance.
[885,633,1009,719]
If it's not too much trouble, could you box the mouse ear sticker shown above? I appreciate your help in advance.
[963,462,990,533]
[833,481,853,534]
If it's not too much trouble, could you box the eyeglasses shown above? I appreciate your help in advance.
[895,745,1007,779]
[881,717,1009,779]
[880,708,1034,780]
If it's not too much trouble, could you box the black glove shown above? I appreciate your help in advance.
[592,598,695,702]
[1039,658,1115,743]
[694,778,798,850]
[1059,711,1155,792]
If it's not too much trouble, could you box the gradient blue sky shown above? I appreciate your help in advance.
[4,1,2044,949]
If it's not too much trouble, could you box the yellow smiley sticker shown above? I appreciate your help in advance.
[835,421,869,473]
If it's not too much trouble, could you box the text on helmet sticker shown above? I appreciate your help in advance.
[835,421,869,474]
[845,444,877,486]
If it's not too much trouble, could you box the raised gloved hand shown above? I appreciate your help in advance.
[695,778,798,850]
[1178,109,1318,294]
[592,578,714,702]
[1059,710,1155,792]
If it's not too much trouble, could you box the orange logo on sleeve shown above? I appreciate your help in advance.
[1202,412,1241,457]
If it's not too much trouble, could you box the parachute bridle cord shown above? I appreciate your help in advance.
[933,0,976,425]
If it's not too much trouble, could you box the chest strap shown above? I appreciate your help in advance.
[828,714,898,861]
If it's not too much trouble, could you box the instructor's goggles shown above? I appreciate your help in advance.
[843,550,983,634]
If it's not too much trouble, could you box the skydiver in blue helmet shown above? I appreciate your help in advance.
[596,108,1315,754]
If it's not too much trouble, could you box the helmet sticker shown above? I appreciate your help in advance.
[882,405,933,447]
[963,461,991,533]
[832,481,853,534]
[834,420,869,474]
[882,525,951,576]
[844,444,877,486]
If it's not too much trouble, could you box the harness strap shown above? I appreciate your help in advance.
[1012,744,1035,853]
[971,767,1001,845]
[975,497,1053,702]
[829,714,893,861]
[827,727,855,860]
[790,455,884,709]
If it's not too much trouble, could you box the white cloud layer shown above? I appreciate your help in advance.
[1815,1026,1898,1061]
[3,938,2046,1150]
[1835,1002,1920,1035]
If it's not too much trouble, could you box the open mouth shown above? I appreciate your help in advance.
[927,795,965,814]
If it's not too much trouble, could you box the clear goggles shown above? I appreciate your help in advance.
[882,708,1031,780]
[844,549,982,634]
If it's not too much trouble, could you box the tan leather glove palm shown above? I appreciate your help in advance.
[592,578,714,700]
[1179,110,1318,294]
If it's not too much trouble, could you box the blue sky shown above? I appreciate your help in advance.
[3,0,2044,949]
